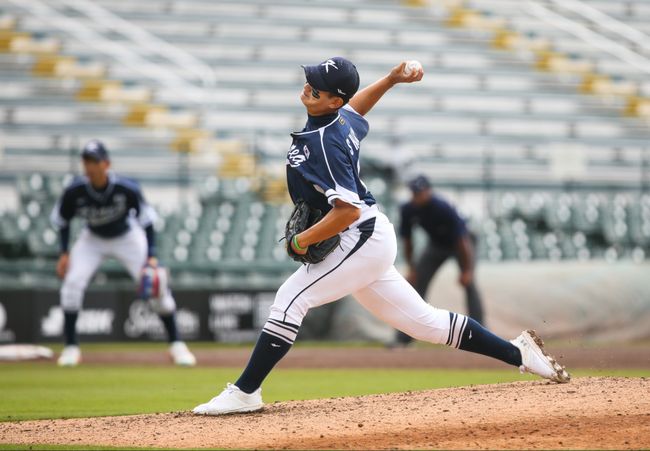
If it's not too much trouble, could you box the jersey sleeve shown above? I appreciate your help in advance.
[342,104,361,116]
[123,179,158,257]
[50,186,77,229]
[126,180,158,228]
[341,104,369,141]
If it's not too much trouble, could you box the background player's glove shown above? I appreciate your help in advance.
[285,200,340,264]
[138,264,169,302]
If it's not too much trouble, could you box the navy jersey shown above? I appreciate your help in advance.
[286,104,376,215]
[399,196,468,249]
[50,172,157,253]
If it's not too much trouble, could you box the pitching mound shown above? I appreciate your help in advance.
[2,377,648,450]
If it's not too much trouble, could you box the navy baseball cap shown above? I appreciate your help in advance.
[302,57,360,103]
[81,140,109,162]
[408,175,432,193]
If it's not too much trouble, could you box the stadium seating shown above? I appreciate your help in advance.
[0,0,649,287]
[0,170,647,290]
[1,0,648,183]
[480,190,650,262]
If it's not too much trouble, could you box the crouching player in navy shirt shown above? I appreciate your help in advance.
[394,175,485,346]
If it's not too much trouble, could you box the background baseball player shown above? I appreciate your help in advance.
[50,140,196,367]
[193,57,569,416]
[394,174,485,346]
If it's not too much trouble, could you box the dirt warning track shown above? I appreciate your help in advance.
[1,377,648,449]
[45,344,650,369]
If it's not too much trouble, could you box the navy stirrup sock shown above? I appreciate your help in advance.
[235,319,299,393]
[235,331,292,394]
[159,313,179,343]
[63,311,79,346]
[449,313,522,367]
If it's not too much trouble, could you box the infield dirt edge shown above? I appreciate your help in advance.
[1,376,649,450]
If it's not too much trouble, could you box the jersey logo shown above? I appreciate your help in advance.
[287,144,307,168]
[78,193,128,226]
[321,59,338,73]
[303,145,310,159]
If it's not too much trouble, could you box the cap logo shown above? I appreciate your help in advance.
[321,59,338,73]
[337,88,346,95]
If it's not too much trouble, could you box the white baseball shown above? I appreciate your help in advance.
[403,60,423,75]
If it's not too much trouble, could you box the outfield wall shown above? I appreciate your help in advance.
[0,289,277,344]
[432,260,650,342]
[0,261,648,344]
[341,260,650,344]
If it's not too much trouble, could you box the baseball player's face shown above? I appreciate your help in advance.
[412,189,432,206]
[300,83,344,115]
[82,159,110,188]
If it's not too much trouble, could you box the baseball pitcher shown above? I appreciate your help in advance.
[193,57,569,416]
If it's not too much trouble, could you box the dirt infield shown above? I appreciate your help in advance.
[71,343,650,369]
[1,377,648,449]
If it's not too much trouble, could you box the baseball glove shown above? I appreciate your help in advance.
[285,200,340,264]
[138,264,168,301]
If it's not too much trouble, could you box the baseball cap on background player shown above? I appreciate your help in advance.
[81,140,109,162]
[408,175,432,193]
[302,56,360,103]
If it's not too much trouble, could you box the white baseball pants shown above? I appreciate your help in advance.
[60,225,176,314]
[264,212,462,346]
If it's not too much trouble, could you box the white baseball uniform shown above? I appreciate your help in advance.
[263,104,467,347]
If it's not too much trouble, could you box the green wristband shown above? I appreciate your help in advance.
[293,235,305,251]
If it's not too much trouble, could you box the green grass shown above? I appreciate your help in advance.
[1,363,648,423]
[1,360,648,451]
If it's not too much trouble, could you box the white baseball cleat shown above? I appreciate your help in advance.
[192,383,264,415]
[511,330,570,383]
[57,345,81,367]
[169,341,196,367]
